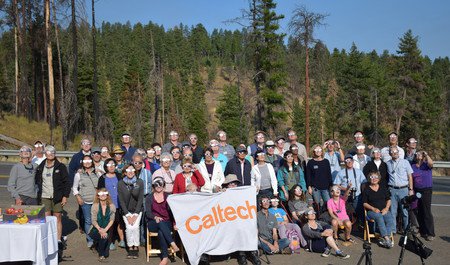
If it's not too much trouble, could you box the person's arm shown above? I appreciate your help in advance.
[60,164,70,206]
[7,165,20,202]
[381,199,391,215]
[135,179,145,213]
[302,223,322,239]
[91,203,100,229]
[117,182,129,215]
[424,152,434,168]
[363,202,379,213]
[213,164,225,191]
[250,166,258,189]
[327,199,339,220]
[172,174,181,194]
[72,172,83,205]
[145,195,155,220]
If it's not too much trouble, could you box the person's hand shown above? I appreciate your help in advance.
[76,196,83,206]
[373,208,381,213]
[61,196,67,207]
[321,229,333,237]
[127,216,133,225]
[174,225,178,231]
[15,198,23,205]
[155,216,161,223]
[348,182,353,189]
[100,230,108,239]
[409,189,414,196]
[381,208,389,215]
[270,242,279,253]
[284,191,289,201]
[308,186,312,195]
[368,144,374,149]
[336,141,341,149]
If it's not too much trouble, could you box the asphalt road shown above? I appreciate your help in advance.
[1,162,450,265]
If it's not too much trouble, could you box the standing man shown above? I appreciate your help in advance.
[162,130,182,153]
[381,132,405,162]
[217,130,235,161]
[264,140,282,174]
[248,131,267,156]
[188,133,203,164]
[347,130,373,156]
[35,145,70,243]
[8,146,37,205]
[69,138,92,184]
[132,153,152,245]
[32,140,46,166]
[121,133,137,162]
[283,129,307,162]
[405,137,418,163]
[334,155,367,223]
[352,143,371,170]
[92,147,105,177]
[225,145,252,186]
[386,146,414,234]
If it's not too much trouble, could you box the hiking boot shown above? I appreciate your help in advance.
[321,248,331,257]
[336,250,350,259]
[118,240,126,248]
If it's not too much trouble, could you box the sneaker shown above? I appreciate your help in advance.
[321,248,331,257]
[336,250,350,259]
[281,247,292,255]
[87,241,94,248]
[385,239,393,249]
[426,236,435,241]
[133,250,139,259]
[118,240,126,248]
[109,243,116,251]
[98,256,106,262]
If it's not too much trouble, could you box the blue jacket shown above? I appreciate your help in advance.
[69,150,86,185]
[277,164,306,201]
[121,145,137,162]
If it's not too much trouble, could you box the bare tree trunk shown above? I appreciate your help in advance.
[69,0,78,141]
[92,0,100,140]
[14,25,19,116]
[45,0,55,144]
[305,45,310,154]
[41,57,47,122]
[161,70,165,144]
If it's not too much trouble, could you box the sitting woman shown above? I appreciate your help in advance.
[327,185,353,243]
[172,158,205,194]
[301,208,350,259]
[89,188,116,262]
[145,178,179,265]
[288,185,309,226]
[362,171,394,248]
[268,198,306,248]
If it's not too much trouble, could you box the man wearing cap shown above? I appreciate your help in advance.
[283,129,307,162]
[92,147,105,177]
[162,130,183,153]
[264,140,282,174]
[405,137,418,164]
[188,133,203,164]
[346,130,373,156]
[381,132,405,162]
[225,145,252,186]
[217,130,235,161]
[274,136,285,156]
[32,141,46,166]
[386,146,414,234]
[363,147,388,189]
[69,138,92,184]
[35,145,70,242]
[8,146,37,205]
[121,133,137,162]
[334,154,367,223]
[248,131,267,156]
[352,143,371,170]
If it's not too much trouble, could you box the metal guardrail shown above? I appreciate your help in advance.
[0,149,77,159]
[433,161,450,169]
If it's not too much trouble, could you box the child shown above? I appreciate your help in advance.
[269,198,306,248]
[327,184,354,243]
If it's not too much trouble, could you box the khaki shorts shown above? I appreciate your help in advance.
[41,198,63,213]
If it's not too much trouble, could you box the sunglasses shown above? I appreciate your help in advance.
[357,146,366,150]
[126,168,136,172]
[98,191,109,196]
[204,153,212,157]
[82,159,93,163]
[257,153,266,156]
[314,149,322,152]
[184,154,193,157]
[133,161,143,165]
[34,144,43,147]
[261,199,271,203]
[46,151,55,155]
[154,147,162,151]
[354,134,363,137]
[288,133,296,136]
[106,163,116,167]
[161,158,171,162]
[369,175,379,179]
[101,149,108,153]
[182,164,192,169]
[291,147,299,150]
[237,151,247,154]
[210,143,218,147]
[172,151,180,154]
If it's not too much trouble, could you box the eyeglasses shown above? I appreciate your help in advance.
[147,150,155,154]
[285,155,293,159]
[257,153,266,156]
[288,133,296,136]
[114,153,122,156]
[154,147,162,151]
[261,199,270,203]
[101,149,108,153]
[122,135,130,139]
[133,161,143,165]
[126,168,136,172]
[169,133,178,137]
[182,164,192,169]
[171,151,180,154]
[369,175,379,179]
[389,135,397,138]
[98,191,109,196]
[34,144,43,147]
[161,158,171,162]
[210,143,218,147]
[354,134,363,138]
[82,159,92,163]
[291,147,299,150]
[345,159,353,163]
[314,148,322,152]
[204,153,212,157]
[106,163,115,167]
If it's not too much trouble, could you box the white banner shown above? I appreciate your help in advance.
[167,186,258,265]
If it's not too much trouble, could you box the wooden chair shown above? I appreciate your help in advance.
[364,210,394,244]
[147,229,184,262]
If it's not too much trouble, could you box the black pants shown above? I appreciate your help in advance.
[90,231,110,257]
[416,188,435,237]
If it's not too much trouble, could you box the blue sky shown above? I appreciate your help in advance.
[90,0,449,59]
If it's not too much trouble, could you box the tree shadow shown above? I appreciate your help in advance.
[440,236,450,243]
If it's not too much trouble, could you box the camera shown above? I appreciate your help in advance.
[401,193,422,208]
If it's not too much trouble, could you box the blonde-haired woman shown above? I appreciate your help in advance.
[306,144,333,208]
[90,188,116,262]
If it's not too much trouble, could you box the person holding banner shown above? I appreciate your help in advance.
[172,157,205,194]
[257,196,291,255]
[145,177,180,265]
[118,164,144,259]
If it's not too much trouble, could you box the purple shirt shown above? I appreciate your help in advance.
[105,177,119,208]
[152,197,170,221]
[411,162,432,189]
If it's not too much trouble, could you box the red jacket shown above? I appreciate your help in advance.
[172,170,205,194]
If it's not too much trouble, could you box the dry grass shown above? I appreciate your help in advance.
[0,114,81,150]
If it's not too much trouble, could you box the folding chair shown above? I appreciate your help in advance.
[146,229,179,262]
[364,210,394,244]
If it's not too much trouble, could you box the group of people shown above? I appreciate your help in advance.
[6,128,435,264]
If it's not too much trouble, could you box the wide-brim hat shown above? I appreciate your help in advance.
[110,145,126,156]
[222,174,241,187]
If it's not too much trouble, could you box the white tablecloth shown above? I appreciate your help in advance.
[0,216,58,265]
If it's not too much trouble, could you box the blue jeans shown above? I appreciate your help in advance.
[367,211,394,237]
[148,220,174,258]
[312,188,330,207]
[389,187,409,232]
[81,203,93,243]
[258,238,290,254]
